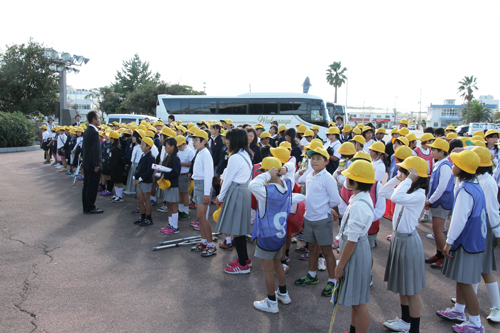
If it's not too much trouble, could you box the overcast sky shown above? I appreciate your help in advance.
[2,0,499,114]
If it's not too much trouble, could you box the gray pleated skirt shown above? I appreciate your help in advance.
[163,187,179,203]
[216,182,252,236]
[338,234,372,306]
[442,247,483,284]
[482,225,497,274]
[384,230,426,295]
[125,163,137,193]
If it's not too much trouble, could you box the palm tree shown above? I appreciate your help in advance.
[325,62,347,103]
[457,75,478,124]
[461,100,492,123]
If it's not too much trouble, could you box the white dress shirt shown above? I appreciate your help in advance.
[488,146,499,167]
[428,158,453,204]
[446,180,476,244]
[363,139,375,153]
[339,191,374,242]
[151,144,159,158]
[324,139,342,159]
[477,173,500,237]
[57,134,67,149]
[379,177,426,233]
[372,158,386,183]
[303,168,341,221]
[339,182,385,221]
[219,150,252,202]
[177,146,195,174]
[192,147,214,196]
[131,145,142,163]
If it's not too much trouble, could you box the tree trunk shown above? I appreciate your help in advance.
[466,103,470,124]
[334,86,337,103]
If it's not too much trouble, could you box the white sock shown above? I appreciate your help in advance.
[205,208,209,220]
[469,314,482,327]
[454,303,466,313]
[179,204,184,212]
[225,236,232,245]
[308,271,317,278]
[184,206,189,214]
[150,195,156,201]
[171,213,179,229]
[251,209,256,221]
[114,187,119,198]
[472,283,479,294]
[328,278,337,284]
[201,238,207,245]
[424,209,429,216]
[207,242,214,247]
[486,282,500,309]
[119,187,123,198]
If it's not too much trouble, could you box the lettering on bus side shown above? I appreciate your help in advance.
[257,116,292,125]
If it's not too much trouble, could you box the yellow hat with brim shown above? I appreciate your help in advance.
[157,179,171,190]
[328,122,336,127]
[342,159,376,184]
[311,125,320,130]
[473,131,485,138]
[393,136,409,147]
[191,129,209,142]
[118,128,126,133]
[297,125,307,134]
[369,141,386,153]
[362,126,373,133]
[176,125,187,133]
[142,137,154,148]
[471,135,485,142]
[145,130,155,138]
[396,156,429,178]
[136,129,146,139]
[459,137,474,146]
[278,125,287,132]
[376,128,387,134]
[70,129,77,135]
[391,128,398,134]
[187,126,198,135]
[472,140,486,147]
[485,129,498,138]
[137,124,147,132]
[225,119,233,125]
[109,130,120,139]
[472,146,494,167]
[356,123,364,129]
[351,135,366,146]
[446,133,458,139]
[419,133,435,142]
[279,141,292,150]
[257,157,283,173]
[220,129,227,137]
[394,146,413,161]
[351,151,372,162]
[450,150,480,174]
[176,135,186,146]
[295,122,303,128]
[260,131,272,139]
[81,124,87,129]
[303,130,314,137]
[75,127,84,132]
[255,123,265,130]
[326,127,340,135]
[445,125,456,131]
[398,127,410,136]
[306,147,329,160]
[428,138,449,152]
[406,133,417,142]
[353,127,361,135]
[311,138,323,145]
[400,119,409,125]
[187,122,194,129]
[40,125,47,129]
[342,124,353,132]
[337,142,356,155]
[213,206,222,223]
[271,147,291,164]
[302,141,323,156]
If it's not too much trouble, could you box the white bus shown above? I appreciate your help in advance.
[156,92,331,138]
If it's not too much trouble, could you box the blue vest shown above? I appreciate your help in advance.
[389,154,398,179]
[451,182,487,253]
[251,179,292,251]
[428,159,454,210]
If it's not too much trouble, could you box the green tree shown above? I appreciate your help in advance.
[0,38,58,117]
[461,100,492,123]
[457,75,478,124]
[114,54,160,94]
[325,61,347,103]
[493,111,500,122]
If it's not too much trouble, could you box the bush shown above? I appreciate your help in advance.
[0,111,36,147]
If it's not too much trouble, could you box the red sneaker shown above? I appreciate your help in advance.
[225,262,250,274]
[189,202,196,209]
[191,242,206,252]
[227,258,252,268]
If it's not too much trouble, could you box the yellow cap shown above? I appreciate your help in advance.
[145,130,155,138]
[187,122,194,129]
[278,125,287,132]
[311,125,320,130]
[450,150,480,174]
[191,129,209,141]
[306,147,329,160]
[311,138,323,145]
[220,129,227,137]
[225,119,233,125]
[279,141,292,150]
[137,124,147,132]
[254,123,265,130]
[118,128,126,133]
[342,124,353,132]
[40,125,47,129]
[213,206,222,223]
[109,130,120,139]
[406,133,418,142]
[472,139,486,147]
[394,146,413,161]
[260,131,272,139]
[271,146,291,164]
[485,129,498,138]
[446,132,458,139]
[473,131,485,138]
[157,179,171,190]
[75,127,84,133]
[351,135,366,146]
[396,156,429,178]
[428,138,449,152]
[394,136,409,147]
[445,125,456,131]
[398,127,410,136]
[353,127,361,135]
[342,160,376,184]
[369,141,386,153]
[391,128,398,134]
[419,133,435,142]
[459,137,474,147]
[161,127,176,137]
[258,157,283,172]
[297,124,308,134]
[176,135,186,146]
[337,142,356,156]
[471,147,494,167]
[176,125,187,133]
[471,135,486,142]
[136,129,146,139]
[303,130,314,137]
[187,126,198,135]
[376,128,387,134]
[400,119,409,125]
[357,123,364,129]
[352,151,372,162]
[142,137,154,148]
[328,121,336,127]
[295,122,303,128]
[326,127,340,135]
[362,126,372,133]
[303,140,323,155]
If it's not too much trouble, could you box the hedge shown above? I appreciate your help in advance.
[0,112,36,147]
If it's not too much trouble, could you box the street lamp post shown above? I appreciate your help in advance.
[44,49,89,122]
[203,82,206,94]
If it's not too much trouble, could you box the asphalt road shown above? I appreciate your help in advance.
[1,150,499,333]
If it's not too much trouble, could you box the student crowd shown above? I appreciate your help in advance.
[40,114,500,333]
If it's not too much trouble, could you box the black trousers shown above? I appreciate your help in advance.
[82,168,101,212]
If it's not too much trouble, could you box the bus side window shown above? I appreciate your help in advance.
[218,100,247,114]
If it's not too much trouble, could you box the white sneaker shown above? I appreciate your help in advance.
[112,197,124,203]
[318,257,327,271]
[276,290,291,304]
[157,205,168,213]
[487,307,500,322]
[382,317,410,331]
[291,237,297,243]
[54,163,61,167]
[253,298,278,313]
[426,233,435,240]
[109,195,117,201]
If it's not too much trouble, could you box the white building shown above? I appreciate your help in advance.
[427,97,498,128]
[66,86,93,119]
[346,107,394,128]
[478,95,499,111]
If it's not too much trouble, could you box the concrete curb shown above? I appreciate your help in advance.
[0,145,41,153]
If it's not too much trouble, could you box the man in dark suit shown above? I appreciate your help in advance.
[72,114,82,126]
[82,111,103,214]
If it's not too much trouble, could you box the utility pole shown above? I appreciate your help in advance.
[248,84,251,93]
[345,71,348,108]
[418,89,422,129]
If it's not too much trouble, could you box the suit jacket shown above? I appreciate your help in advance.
[134,151,155,183]
[82,125,102,170]
[209,135,225,168]
[72,122,82,126]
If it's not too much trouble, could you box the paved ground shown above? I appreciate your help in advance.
[1,150,499,333]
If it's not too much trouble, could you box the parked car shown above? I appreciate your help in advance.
[456,125,469,136]
[466,123,499,136]
[106,114,159,125]
[408,125,416,130]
